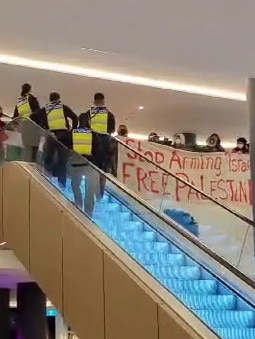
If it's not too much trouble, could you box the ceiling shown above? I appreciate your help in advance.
[0,0,254,143]
[0,63,246,143]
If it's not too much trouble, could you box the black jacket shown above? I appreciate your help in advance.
[80,108,116,134]
[30,101,78,131]
[13,94,40,118]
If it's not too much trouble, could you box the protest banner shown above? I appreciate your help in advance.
[118,138,252,208]
[117,138,254,277]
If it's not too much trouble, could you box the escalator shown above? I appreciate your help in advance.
[1,118,255,339]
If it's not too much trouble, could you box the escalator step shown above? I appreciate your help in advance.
[145,265,201,280]
[118,211,133,222]
[177,294,236,310]
[121,221,144,232]
[195,310,255,328]
[163,279,218,294]
[99,223,144,236]
[215,328,255,339]
[120,241,170,253]
[98,202,121,212]
[117,231,156,242]
[130,252,185,265]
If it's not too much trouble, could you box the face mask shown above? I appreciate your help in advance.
[175,138,181,145]
[237,143,244,149]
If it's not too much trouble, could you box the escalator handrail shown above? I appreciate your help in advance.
[3,118,255,290]
[113,136,255,228]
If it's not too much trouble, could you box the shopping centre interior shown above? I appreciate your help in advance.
[1,1,255,338]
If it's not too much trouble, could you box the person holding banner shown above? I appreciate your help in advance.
[204,133,225,152]
[232,137,249,154]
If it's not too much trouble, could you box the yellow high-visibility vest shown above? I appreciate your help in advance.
[73,128,92,155]
[17,96,32,118]
[46,102,67,130]
[90,107,108,134]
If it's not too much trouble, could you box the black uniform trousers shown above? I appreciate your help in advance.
[43,130,71,187]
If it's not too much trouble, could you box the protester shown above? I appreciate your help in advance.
[117,124,128,137]
[148,132,160,143]
[204,133,225,152]
[173,134,186,149]
[164,138,173,146]
[232,137,249,154]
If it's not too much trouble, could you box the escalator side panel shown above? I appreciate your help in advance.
[1,161,212,339]
[63,212,105,339]
[104,250,159,339]
[2,162,30,267]
[30,179,64,313]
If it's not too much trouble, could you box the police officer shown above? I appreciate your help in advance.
[32,92,78,188]
[81,92,115,171]
[71,114,101,216]
[13,83,41,161]
[13,83,40,118]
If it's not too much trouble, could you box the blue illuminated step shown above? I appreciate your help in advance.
[118,211,133,222]
[145,264,201,280]
[130,252,186,266]
[162,279,218,294]
[178,294,236,310]
[98,202,121,212]
[121,221,144,232]
[96,223,145,237]
[116,231,156,242]
[120,240,170,253]
[215,328,255,339]
[195,310,255,328]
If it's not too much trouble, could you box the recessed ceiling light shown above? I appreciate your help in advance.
[139,106,144,110]
[81,47,118,55]
[0,53,246,101]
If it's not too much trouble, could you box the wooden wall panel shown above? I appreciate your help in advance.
[158,303,201,339]
[104,250,158,339]
[2,163,30,267]
[29,180,64,312]
[63,214,104,339]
